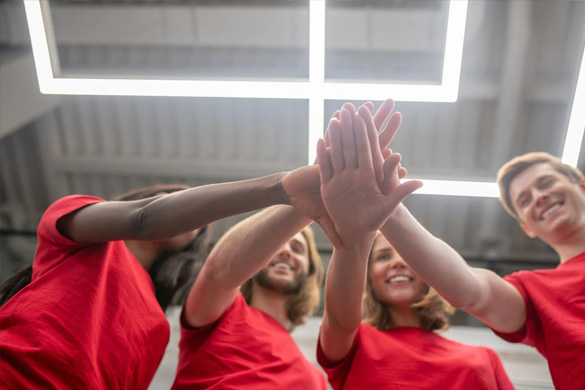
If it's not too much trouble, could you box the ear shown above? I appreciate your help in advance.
[579,178,585,193]
[520,223,537,238]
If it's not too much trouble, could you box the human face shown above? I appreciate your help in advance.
[368,236,427,308]
[255,232,310,295]
[509,163,585,242]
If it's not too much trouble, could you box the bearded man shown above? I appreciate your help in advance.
[171,204,327,390]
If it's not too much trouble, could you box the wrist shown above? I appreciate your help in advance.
[272,172,290,205]
[339,231,377,251]
[384,203,407,226]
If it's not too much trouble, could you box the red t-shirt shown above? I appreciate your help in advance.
[317,324,514,390]
[493,251,585,390]
[0,195,170,390]
[172,292,327,390]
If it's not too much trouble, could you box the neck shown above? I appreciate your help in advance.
[550,226,585,263]
[249,281,291,331]
[386,305,422,329]
[124,240,159,270]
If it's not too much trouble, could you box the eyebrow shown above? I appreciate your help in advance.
[290,238,307,250]
[515,175,556,205]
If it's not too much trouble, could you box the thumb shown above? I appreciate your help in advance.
[383,180,423,214]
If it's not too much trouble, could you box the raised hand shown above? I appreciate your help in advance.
[280,165,342,248]
[317,108,422,245]
[325,99,406,191]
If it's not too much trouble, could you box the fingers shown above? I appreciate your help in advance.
[379,112,402,150]
[363,101,374,112]
[353,114,373,170]
[329,119,345,173]
[324,110,341,148]
[373,99,395,131]
[398,166,407,180]
[340,108,358,169]
[342,102,357,115]
[358,105,384,184]
[383,180,423,215]
[316,138,333,184]
[381,153,402,195]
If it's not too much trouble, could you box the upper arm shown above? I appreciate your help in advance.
[464,268,526,333]
[56,198,154,244]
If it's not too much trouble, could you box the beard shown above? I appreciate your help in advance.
[254,267,308,295]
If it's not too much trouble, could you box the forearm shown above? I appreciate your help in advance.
[135,172,288,240]
[204,205,311,289]
[324,241,372,331]
[381,205,484,309]
[184,205,310,327]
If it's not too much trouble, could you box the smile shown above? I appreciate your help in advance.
[273,263,292,271]
[540,203,563,220]
[388,276,412,284]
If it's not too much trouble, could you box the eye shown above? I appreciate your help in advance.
[291,244,304,254]
[375,254,390,262]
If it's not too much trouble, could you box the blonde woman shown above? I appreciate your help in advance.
[316,105,514,389]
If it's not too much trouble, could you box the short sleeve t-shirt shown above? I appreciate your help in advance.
[172,292,327,390]
[318,324,514,390]
[493,251,585,390]
[0,195,170,390]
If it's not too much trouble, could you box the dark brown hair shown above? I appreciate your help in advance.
[363,233,454,332]
[241,225,324,331]
[497,152,584,221]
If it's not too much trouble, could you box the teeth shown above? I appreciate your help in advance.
[389,276,410,283]
[274,263,292,270]
[541,204,561,220]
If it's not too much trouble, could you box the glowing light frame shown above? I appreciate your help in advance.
[24,0,584,197]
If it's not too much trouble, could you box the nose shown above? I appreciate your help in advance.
[534,190,550,207]
[389,257,407,269]
[277,246,291,259]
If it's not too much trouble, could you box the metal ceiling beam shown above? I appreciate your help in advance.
[478,0,532,256]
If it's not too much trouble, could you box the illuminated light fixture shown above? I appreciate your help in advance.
[562,42,585,167]
[411,179,499,198]
[27,0,558,199]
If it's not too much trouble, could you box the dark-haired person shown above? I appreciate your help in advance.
[315,106,513,389]
[376,149,585,389]
[171,100,401,390]
[0,167,339,390]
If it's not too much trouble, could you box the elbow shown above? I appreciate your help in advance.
[451,288,489,318]
[128,205,152,240]
[324,308,362,333]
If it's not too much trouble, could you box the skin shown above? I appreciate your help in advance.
[318,104,421,363]
[369,235,427,328]
[184,99,410,330]
[56,167,338,271]
[510,163,585,262]
[248,232,311,327]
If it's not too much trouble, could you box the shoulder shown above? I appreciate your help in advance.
[40,195,105,234]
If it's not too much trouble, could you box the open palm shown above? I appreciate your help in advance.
[317,108,421,243]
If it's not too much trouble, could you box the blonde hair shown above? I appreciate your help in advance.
[241,225,324,331]
[363,233,454,332]
[497,152,584,221]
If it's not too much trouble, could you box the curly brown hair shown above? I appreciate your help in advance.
[241,225,324,331]
[363,233,454,332]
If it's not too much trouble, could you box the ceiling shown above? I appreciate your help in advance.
[1,0,585,279]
